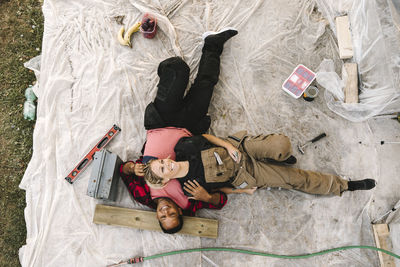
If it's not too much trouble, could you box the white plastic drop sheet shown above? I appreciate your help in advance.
[316,0,400,122]
[20,0,399,266]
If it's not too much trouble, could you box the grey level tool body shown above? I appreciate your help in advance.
[87,150,122,201]
[298,133,327,154]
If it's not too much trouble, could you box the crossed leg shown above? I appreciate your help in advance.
[144,29,238,134]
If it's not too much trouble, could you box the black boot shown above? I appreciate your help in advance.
[348,179,376,191]
[202,28,238,54]
[283,155,297,165]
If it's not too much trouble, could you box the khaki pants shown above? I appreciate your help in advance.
[243,134,293,161]
[242,134,348,196]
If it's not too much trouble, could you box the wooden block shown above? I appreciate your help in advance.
[372,224,395,267]
[93,204,218,238]
[343,63,358,103]
[336,16,354,59]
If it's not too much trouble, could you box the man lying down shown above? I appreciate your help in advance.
[119,28,249,234]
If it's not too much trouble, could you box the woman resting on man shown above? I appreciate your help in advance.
[143,132,376,197]
[119,28,262,234]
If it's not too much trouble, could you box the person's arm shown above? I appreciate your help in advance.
[202,134,241,162]
[121,161,145,176]
[205,192,221,206]
[183,180,221,206]
[119,157,157,209]
[217,187,257,195]
[185,188,228,216]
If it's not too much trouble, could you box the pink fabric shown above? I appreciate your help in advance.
[150,179,190,209]
[143,127,192,160]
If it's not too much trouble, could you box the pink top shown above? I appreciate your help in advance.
[145,127,192,209]
[150,179,190,209]
[143,127,192,160]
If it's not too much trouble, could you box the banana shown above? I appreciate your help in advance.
[117,26,129,46]
[124,22,141,47]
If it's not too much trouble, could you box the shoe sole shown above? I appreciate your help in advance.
[202,27,238,40]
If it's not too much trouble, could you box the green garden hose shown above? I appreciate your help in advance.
[108,245,400,266]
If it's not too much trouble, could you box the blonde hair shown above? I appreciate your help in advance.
[143,160,166,189]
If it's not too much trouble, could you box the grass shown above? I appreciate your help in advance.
[0,0,43,266]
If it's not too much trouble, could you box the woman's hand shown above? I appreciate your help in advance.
[202,134,241,163]
[184,180,211,202]
[225,143,241,163]
[122,162,145,176]
[242,187,257,195]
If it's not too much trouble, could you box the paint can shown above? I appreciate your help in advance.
[303,85,319,101]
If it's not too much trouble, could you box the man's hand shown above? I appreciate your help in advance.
[122,162,145,176]
[184,180,211,202]
[134,163,145,176]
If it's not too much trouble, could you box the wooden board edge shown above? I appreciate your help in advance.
[93,204,218,239]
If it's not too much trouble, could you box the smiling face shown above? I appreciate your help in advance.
[150,158,180,183]
[156,198,183,231]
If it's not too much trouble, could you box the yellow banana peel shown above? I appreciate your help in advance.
[117,22,141,47]
[124,22,141,47]
[117,26,129,46]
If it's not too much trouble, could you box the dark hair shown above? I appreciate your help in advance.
[159,215,184,234]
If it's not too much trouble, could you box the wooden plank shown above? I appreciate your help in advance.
[93,204,218,238]
[336,16,354,59]
[343,63,358,103]
[372,224,395,267]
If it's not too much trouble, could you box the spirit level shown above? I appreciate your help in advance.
[65,124,121,184]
